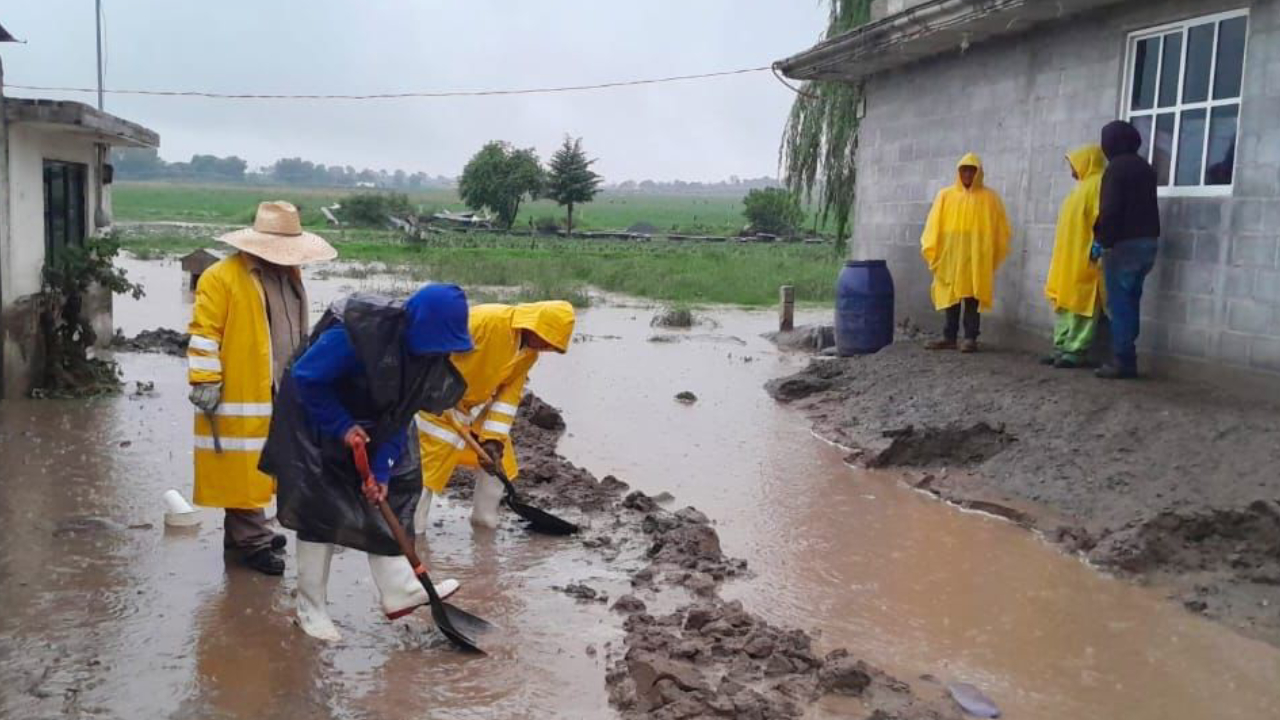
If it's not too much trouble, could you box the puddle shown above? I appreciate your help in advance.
[0,257,1277,718]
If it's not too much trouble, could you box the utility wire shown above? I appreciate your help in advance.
[9,66,775,101]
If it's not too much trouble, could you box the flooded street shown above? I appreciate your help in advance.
[1,257,1278,718]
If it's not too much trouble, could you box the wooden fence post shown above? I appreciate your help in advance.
[779,285,795,332]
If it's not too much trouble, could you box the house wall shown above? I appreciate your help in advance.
[1,124,108,398]
[853,0,1280,386]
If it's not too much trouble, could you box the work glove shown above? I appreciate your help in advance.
[188,383,222,413]
[480,439,505,470]
[1089,240,1105,262]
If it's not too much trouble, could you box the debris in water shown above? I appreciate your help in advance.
[650,306,696,329]
[557,583,607,603]
[948,681,1001,718]
[612,594,647,614]
[111,328,189,356]
[674,391,697,404]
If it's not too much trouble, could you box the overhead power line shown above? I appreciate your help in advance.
[9,66,776,101]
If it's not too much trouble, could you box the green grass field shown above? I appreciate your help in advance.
[112,182,827,236]
[119,229,840,307]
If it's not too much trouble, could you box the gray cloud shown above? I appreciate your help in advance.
[2,0,825,181]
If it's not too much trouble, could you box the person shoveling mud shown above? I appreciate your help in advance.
[414,301,577,533]
[260,285,476,643]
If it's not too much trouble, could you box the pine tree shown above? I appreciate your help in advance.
[546,136,603,236]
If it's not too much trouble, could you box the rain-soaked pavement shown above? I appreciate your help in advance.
[1,257,1278,719]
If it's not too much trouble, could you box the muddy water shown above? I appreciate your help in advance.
[1,257,1278,719]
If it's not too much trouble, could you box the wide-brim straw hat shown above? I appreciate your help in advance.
[217,201,337,266]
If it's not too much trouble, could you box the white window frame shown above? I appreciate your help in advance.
[1120,8,1251,198]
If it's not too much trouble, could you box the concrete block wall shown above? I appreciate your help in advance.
[852,0,1280,383]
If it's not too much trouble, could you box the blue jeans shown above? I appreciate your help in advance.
[1103,237,1158,372]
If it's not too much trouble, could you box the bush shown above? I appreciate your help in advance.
[340,192,413,227]
[743,188,804,237]
[534,216,562,234]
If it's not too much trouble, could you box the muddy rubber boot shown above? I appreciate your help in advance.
[925,339,958,350]
[959,339,979,353]
[470,474,504,530]
[413,489,434,535]
[367,554,459,620]
[295,541,342,642]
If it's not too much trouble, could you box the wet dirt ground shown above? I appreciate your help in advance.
[1,257,1278,718]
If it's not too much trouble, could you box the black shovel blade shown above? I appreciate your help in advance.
[506,496,580,536]
[430,600,493,653]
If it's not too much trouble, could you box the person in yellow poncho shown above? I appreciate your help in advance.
[187,201,336,575]
[414,301,575,531]
[920,153,1012,353]
[1043,144,1107,369]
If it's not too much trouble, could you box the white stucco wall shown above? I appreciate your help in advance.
[2,124,101,303]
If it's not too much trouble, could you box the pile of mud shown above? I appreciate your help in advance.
[467,394,962,719]
[110,328,189,356]
[766,342,1280,644]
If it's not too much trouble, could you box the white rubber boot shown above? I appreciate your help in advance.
[367,553,460,619]
[413,489,434,535]
[295,541,342,642]
[471,474,504,529]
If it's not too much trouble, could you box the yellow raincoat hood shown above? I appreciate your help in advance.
[920,153,1012,311]
[1044,144,1107,317]
[511,300,576,353]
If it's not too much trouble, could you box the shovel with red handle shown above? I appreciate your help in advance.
[351,436,491,653]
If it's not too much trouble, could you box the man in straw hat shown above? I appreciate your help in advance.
[187,201,336,575]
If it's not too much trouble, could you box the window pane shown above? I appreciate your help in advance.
[1175,108,1207,186]
[1159,32,1183,107]
[69,165,86,247]
[1131,36,1160,111]
[1131,115,1154,161]
[45,164,67,254]
[1153,113,1175,186]
[1214,16,1248,100]
[1183,23,1215,103]
[1205,104,1239,185]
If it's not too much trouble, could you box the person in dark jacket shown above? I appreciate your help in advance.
[1093,120,1161,379]
[261,284,473,642]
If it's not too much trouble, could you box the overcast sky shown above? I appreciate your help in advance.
[1,1,827,182]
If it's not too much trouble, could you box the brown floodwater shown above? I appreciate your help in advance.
[0,257,1277,719]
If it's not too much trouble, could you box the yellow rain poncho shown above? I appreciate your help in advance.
[920,153,1012,311]
[188,253,302,509]
[1045,144,1106,318]
[416,301,576,493]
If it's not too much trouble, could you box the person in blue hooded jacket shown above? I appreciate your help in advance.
[261,284,472,642]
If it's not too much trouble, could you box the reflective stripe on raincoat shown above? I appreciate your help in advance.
[1045,144,1107,318]
[920,153,1012,311]
[188,253,288,509]
[416,301,575,493]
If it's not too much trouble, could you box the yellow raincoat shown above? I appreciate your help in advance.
[188,253,298,509]
[920,153,1012,311]
[416,301,576,493]
[1044,144,1106,318]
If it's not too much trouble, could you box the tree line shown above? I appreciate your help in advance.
[111,148,453,189]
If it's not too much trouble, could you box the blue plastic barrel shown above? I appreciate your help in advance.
[835,260,895,356]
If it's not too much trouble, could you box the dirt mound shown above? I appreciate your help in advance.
[764,325,836,353]
[1094,500,1280,577]
[111,328,188,356]
[871,423,1014,468]
[651,307,697,329]
[608,601,959,720]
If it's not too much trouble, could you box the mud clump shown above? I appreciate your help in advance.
[111,328,189,356]
[607,601,959,720]
[558,583,608,603]
[651,306,696,329]
[1093,501,1280,577]
[871,423,1014,468]
[764,324,835,353]
[674,391,697,404]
